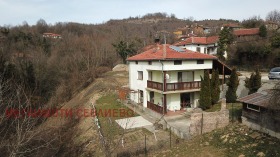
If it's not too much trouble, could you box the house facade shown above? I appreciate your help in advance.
[238,90,280,139]
[127,44,225,114]
[174,36,219,55]
[233,28,259,41]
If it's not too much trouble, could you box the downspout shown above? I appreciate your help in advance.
[159,60,164,115]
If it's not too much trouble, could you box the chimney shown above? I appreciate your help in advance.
[154,38,160,50]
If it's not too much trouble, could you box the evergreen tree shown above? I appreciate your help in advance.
[226,67,239,103]
[217,27,234,60]
[199,70,211,110]
[112,40,136,63]
[211,69,221,105]
[259,24,267,38]
[245,68,262,94]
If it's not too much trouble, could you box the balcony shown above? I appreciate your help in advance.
[147,80,163,90]
[147,101,163,114]
[147,80,201,92]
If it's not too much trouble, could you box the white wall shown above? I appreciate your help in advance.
[129,60,212,108]
[179,44,217,55]
[167,94,180,111]
[194,70,204,81]
[194,92,200,108]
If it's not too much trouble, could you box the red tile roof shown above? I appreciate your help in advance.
[127,44,217,61]
[233,28,259,36]
[237,90,272,108]
[222,23,242,28]
[174,36,219,46]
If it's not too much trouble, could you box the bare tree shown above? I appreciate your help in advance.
[266,10,280,23]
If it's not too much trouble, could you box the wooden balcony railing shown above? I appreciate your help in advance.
[147,101,163,114]
[147,80,201,91]
[147,80,163,90]
[166,81,201,91]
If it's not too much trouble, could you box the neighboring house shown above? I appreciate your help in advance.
[221,23,242,30]
[174,36,219,55]
[43,33,62,39]
[173,24,213,39]
[177,33,197,41]
[238,90,280,139]
[127,44,231,114]
[233,28,259,41]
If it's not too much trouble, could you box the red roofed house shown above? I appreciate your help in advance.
[43,33,62,39]
[233,28,259,41]
[221,23,242,30]
[127,43,231,114]
[238,90,280,138]
[174,36,219,56]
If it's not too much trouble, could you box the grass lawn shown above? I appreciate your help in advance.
[95,93,138,136]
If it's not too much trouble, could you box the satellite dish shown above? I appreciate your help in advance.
[165,74,170,79]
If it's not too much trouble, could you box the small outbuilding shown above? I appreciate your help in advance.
[238,90,280,138]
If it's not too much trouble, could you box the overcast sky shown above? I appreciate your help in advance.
[0,0,279,26]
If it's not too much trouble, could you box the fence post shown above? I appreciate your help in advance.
[145,134,147,156]
[170,128,171,148]
[231,103,233,123]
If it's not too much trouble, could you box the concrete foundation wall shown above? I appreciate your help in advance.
[242,116,280,139]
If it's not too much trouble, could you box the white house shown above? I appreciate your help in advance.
[174,36,219,55]
[127,44,231,114]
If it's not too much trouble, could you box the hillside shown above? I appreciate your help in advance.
[1,12,280,156]
[35,69,280,156]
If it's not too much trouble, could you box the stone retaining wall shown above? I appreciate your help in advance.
[190,109,229,136]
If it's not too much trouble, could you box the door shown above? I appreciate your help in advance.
[150,91,154,103]
[180,93,190,108]
[178,72,182,82]
[148,71,153,81]
[139,90,143,104]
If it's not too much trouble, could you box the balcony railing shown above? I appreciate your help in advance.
[147,80,163,90]
[147,101,163,114]
[166,81,201,91]
[147,80,201,91]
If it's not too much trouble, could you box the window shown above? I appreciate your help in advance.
[139,90,143,103]
[196,47,201,52]
[148,61,152,65]
[138,71,143,80]
[174,60,182,65]
[135,61,138,64]
[247,104,260,112]
[197,60,204,64]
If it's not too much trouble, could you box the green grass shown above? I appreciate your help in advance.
[95,93,138,137]
[205,103,222,112]
[227,103,242,122]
